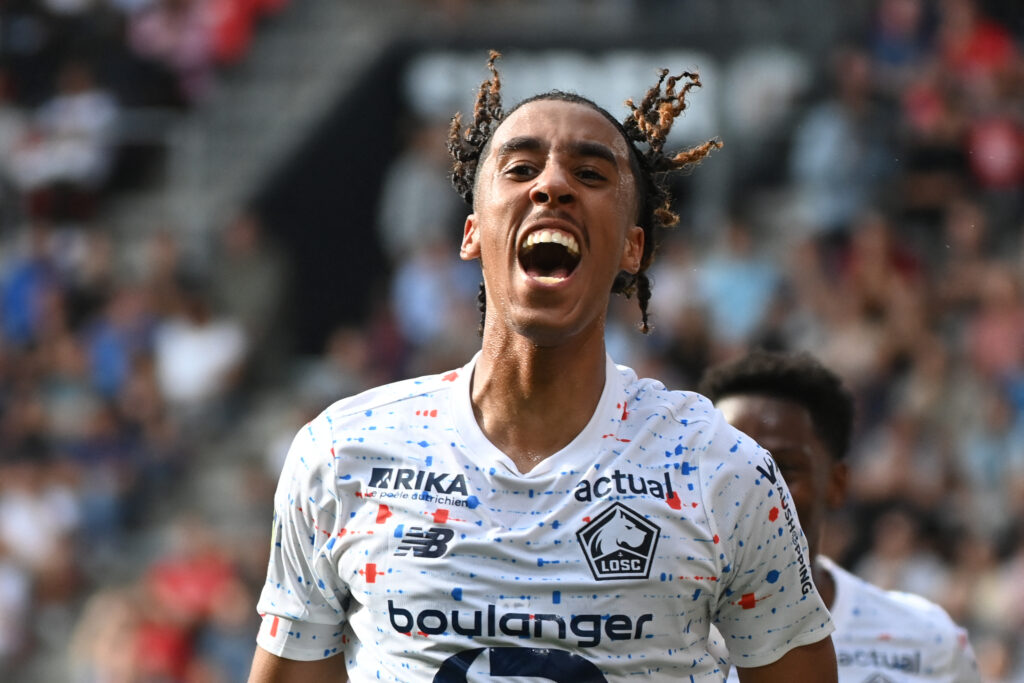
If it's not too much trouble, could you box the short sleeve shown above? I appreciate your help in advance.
[702,418,834,667]
[914,596,981,682]
[951,625,980,682]
[255,419,351,660]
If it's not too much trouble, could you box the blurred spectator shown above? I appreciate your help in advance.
[83,283,156,400]
[64,228,117,331]
[0,68,29,230]
[153,273,248,427]
[0,454,82,595]
[964,263,1024,381]
[139,227,188,316]
[789,46,896,243]
[128,0,216,105]
[294,324,376,409]
[894,60,971,228]
[388,237,478,351]
[376,116,466,264]
[1,223,62,348]
[933,198,995,322]
[941,532,1012,633]
[839,210,923,322]
[190,574,261,683]
[40,330,101,448]
[0,544,32,670]
[854,506,950,602]
[937,0,1018,89]
[867,0,933,94]
[694,216,781,353]
[849,407,957,512]
[9,59,119,224]
[210,209,290,386]
[68,586,146,682]
[956,383,1024,536]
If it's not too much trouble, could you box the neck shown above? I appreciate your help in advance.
[812,556,836,609]
[471,326,608,473]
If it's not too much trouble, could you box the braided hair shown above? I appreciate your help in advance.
[448,50,721,334]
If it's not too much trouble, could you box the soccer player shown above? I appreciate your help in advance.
[699,350,979,682]
[248,52,837,682]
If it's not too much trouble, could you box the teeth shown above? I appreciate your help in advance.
[524,230,579,256]
[534,276,565,285]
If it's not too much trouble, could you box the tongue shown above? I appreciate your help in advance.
[526,265,570,280]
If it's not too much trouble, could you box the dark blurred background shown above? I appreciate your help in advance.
[0,0,1022,680]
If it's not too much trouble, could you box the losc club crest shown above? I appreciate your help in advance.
[576,502,660,581]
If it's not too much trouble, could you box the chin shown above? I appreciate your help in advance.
[503,310,601,348]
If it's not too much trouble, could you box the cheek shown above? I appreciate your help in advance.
[785,480,816,518]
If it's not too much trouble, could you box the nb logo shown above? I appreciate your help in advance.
[394,526,455,558]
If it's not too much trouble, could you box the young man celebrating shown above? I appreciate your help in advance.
[248,52,837,682]
[699,350,979,682]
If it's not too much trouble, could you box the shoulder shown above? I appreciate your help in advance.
[318,366,464,426]
[825,557,968,645]
[617,363,718,432]
[616,364,769,480]
[284,366,465,466]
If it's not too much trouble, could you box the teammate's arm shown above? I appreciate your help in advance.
[734,635,837,683]
[248,646,347,683]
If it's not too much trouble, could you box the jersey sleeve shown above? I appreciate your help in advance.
[891,590,981,683]
[255,417,351,661]
[700,415,834,668]
[951,627,981,683]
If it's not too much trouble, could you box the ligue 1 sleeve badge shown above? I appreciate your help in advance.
[576,502,660,581]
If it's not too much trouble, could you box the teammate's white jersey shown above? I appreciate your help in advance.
[255,354,834,680]
[723,556,978,682]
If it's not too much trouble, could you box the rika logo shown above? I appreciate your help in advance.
[368,467,469,496]
[576,502,659,581]
[394,526,455,558]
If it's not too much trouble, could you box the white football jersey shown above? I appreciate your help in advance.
[722,556,978,682]
[256,354,833,680]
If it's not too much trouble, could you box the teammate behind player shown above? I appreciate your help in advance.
[248,52,837,682]
[699,350,979,682]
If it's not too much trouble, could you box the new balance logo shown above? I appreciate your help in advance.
[394,526,454,558]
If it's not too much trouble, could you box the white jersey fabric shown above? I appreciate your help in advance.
[723,556,978,682]
[256,354,834,680]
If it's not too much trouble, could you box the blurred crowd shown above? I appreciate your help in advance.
[1,0,1023,681]
[0,0,289,231]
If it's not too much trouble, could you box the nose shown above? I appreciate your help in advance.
[530,163,575,205]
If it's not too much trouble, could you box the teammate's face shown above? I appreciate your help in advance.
[460,99,644,347]
[716,395,846,561]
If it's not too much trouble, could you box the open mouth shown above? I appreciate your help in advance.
[518,230,581,284]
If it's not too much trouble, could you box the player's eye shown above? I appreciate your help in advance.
[577,168,606,181]
[505,163,537,178]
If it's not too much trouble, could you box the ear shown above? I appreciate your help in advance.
[619,225,644,274]
[827,461,848,510]
[460,214,480,261]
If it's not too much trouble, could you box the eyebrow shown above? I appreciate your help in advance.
[496,136,542,156]
[496,136,619,167]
